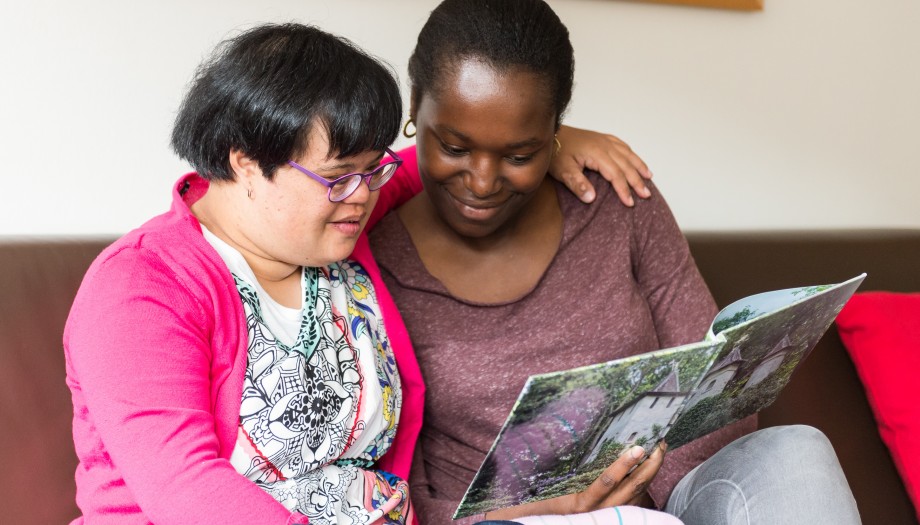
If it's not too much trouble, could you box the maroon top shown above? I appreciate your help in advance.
[369,175,755,523]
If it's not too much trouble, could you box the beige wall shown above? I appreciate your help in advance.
[2,0,917,234]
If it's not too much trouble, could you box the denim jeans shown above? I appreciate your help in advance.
[665,425,861,525]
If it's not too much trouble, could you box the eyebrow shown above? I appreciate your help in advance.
[441,126,543,150]
[316,152,386,174]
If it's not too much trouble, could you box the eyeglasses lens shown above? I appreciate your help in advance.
[368,163,398,191]
[330,175,363,202]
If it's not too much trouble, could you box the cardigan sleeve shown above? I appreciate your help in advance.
[65,246,308,525]
[368,145,423,231]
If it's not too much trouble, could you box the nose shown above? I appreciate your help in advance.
[463,155,502,198]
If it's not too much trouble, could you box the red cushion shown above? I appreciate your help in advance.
[837,292,920,519]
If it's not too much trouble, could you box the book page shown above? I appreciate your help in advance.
[666,274,865,448]
[710,276,863,336]
[454,341,722,518]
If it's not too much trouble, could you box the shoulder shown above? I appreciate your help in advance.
[554,171,639,237]
[367,210,417,275]
[554,172,687,258]
[556,172,678,226]
[77,213,231,323]
[576,170,670,211]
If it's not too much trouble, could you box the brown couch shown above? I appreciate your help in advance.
[1,230,918,524]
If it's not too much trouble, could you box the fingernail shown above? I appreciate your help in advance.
[582,189,595,202]
[646,170,654,179]
[626,196,634,207]
[660,441,668,452]
[640,187,651,198]
[630,446,644,459]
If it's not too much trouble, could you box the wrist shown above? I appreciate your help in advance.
[484,493,577,521]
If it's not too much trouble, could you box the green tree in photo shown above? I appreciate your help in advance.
[713,305,759,334]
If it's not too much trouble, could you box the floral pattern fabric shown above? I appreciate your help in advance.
[229,261,412,524]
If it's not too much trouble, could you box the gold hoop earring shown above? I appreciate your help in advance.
[553,135,562,157]
[403,118,417,139]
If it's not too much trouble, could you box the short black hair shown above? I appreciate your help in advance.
[171,23,402,181]
[407,0,574,127]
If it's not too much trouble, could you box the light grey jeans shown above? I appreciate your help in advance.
[665,425,861,525]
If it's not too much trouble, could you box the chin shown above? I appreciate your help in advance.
[444,216,502,239]
[299,247,353,268]
[332,243,362,264]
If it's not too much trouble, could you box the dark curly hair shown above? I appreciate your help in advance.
[171,23,402,181]
[407,0,575,127]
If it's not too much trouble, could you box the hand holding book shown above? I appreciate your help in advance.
[484,443,664,521]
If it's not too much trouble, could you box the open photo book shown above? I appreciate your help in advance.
[453,274,866,518]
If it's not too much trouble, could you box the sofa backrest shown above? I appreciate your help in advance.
[2,231,917,524]
[687,229,920,525]
[0,239,112,524]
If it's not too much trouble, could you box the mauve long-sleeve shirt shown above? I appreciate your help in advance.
[369,171,756,524]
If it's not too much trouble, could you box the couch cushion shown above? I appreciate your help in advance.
[0,239,112,525]
[837,292,920,520]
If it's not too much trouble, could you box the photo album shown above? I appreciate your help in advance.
[454,274,866,518]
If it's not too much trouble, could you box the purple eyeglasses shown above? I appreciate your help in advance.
[287,148,403,202]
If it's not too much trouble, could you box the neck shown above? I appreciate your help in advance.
[191,182,302,287]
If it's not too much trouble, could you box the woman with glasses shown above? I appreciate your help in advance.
[64,24,419,525]
[63,20,654,525]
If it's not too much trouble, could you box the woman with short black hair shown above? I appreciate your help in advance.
[66,23,419,524]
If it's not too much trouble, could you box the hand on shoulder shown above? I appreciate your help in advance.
[550,125,653,206]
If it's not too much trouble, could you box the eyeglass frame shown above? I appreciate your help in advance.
[287,147,403,202]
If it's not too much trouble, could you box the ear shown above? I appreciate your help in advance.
[408,88,419,120]
[228,149,263,186]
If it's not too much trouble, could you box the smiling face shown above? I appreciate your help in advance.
[413,59,558,239]
[205,125,384,273]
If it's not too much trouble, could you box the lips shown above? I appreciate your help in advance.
[330,220,361,236]
[332,213,365,223]
[452,196,506,209]
[447,192,509,222]
[329,213,365,236]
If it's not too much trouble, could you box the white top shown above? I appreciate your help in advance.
[201,225,409,524]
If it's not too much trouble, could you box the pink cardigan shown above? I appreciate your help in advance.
[64,151,424,525]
